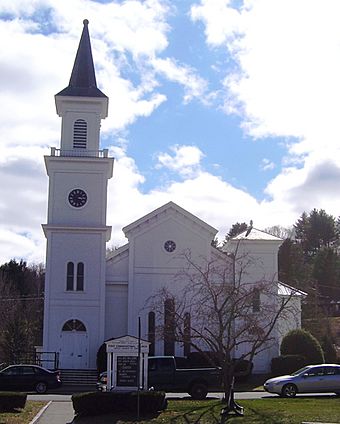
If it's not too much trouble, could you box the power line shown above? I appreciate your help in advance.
[0,296,44,302]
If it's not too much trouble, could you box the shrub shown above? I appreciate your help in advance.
[72,390,167,417]
[271,355,307,376]
[280,329,325,364]
[0,392,27,412]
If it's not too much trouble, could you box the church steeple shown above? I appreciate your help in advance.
[54,19,108,151]
[43,20,113,370]
[56,19,107,98]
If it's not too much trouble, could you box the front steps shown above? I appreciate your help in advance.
[60,369,98,389]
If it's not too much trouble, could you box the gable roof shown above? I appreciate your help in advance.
[232,227,282,241]
[56,20,107,98]
[106,243,129,261]
[278,282,307,297]
[123,201,218,239]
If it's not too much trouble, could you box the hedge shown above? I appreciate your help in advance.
[72,390,167,417]
[271,355,307,376]
[0,392,27,412]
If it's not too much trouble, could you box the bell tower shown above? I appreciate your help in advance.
[42,20,114,369]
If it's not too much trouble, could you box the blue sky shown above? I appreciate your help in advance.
[1,0,340,264]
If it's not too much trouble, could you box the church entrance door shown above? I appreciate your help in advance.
[59,319,88,369]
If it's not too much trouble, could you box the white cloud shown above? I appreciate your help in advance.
[261,158,275,171]
[191,0,340,222]
[151,58,208,103]
[156,145,204,177]
[191,0,242,47]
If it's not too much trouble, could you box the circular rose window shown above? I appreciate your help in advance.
[164,240,176,253]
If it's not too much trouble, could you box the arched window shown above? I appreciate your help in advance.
[76,262,84,291]
[66,262,74,291]
[184,312,191,357]
[73,119,87,149]
[62,319,86,332]
[148,311,155,356]
[164,298,175,356]
[66,261,84,291]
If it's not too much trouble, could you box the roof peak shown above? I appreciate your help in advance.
[122,201,218,238]
[56,19,107,98]
[232,227,282,241]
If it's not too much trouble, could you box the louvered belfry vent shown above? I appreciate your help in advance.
[73,119,87,148]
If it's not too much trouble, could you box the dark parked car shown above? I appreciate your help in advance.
[264,364,340,397]
[0,364,62,394]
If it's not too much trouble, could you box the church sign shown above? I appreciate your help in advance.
[116,356,138,386]
[106,336,150,391]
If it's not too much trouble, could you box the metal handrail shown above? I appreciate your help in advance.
[50,148,109,158]
[9,351,60,370]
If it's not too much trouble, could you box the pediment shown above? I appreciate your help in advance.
[122,201,217,241]
[105,335,150,352]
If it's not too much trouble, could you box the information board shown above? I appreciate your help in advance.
[116,356,138,386]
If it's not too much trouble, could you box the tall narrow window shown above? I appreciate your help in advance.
[184,312,191,357]
[76,262,84,291]
[148,311,155,356]
[164,298,175,356]
[66,261,84,291]
[66,262,74,291]
[73,119,87,149]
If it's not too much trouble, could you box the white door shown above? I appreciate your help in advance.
[60,332,88,369]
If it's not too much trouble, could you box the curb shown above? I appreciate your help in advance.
[29,400,52,424]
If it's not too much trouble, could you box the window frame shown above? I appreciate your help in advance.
[66,261,85,291]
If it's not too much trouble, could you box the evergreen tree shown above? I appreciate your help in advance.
[312,247,340,299]
[278,239,311,291]
[294,209,337,258]
[223,222,248,245]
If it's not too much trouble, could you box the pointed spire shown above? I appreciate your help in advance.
[56,20,107,98]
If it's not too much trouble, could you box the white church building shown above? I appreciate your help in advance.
[42,21,302,374]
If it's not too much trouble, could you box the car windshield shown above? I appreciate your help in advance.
[291,366,310,376]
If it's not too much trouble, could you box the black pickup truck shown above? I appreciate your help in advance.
[148,356,221,399]
[97,356,221,399]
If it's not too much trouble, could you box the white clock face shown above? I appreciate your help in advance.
[164,240,176,253]
[68,189,87,208]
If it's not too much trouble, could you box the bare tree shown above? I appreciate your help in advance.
[148,246,298,416]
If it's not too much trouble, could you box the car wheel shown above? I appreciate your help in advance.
[281,383,297,398]
[35,381,48,394]
[189,383,208,400]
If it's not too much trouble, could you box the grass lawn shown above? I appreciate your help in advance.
[73,396,340,423]
[0,401,46,424]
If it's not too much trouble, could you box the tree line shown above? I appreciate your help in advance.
[0,260,44,364]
